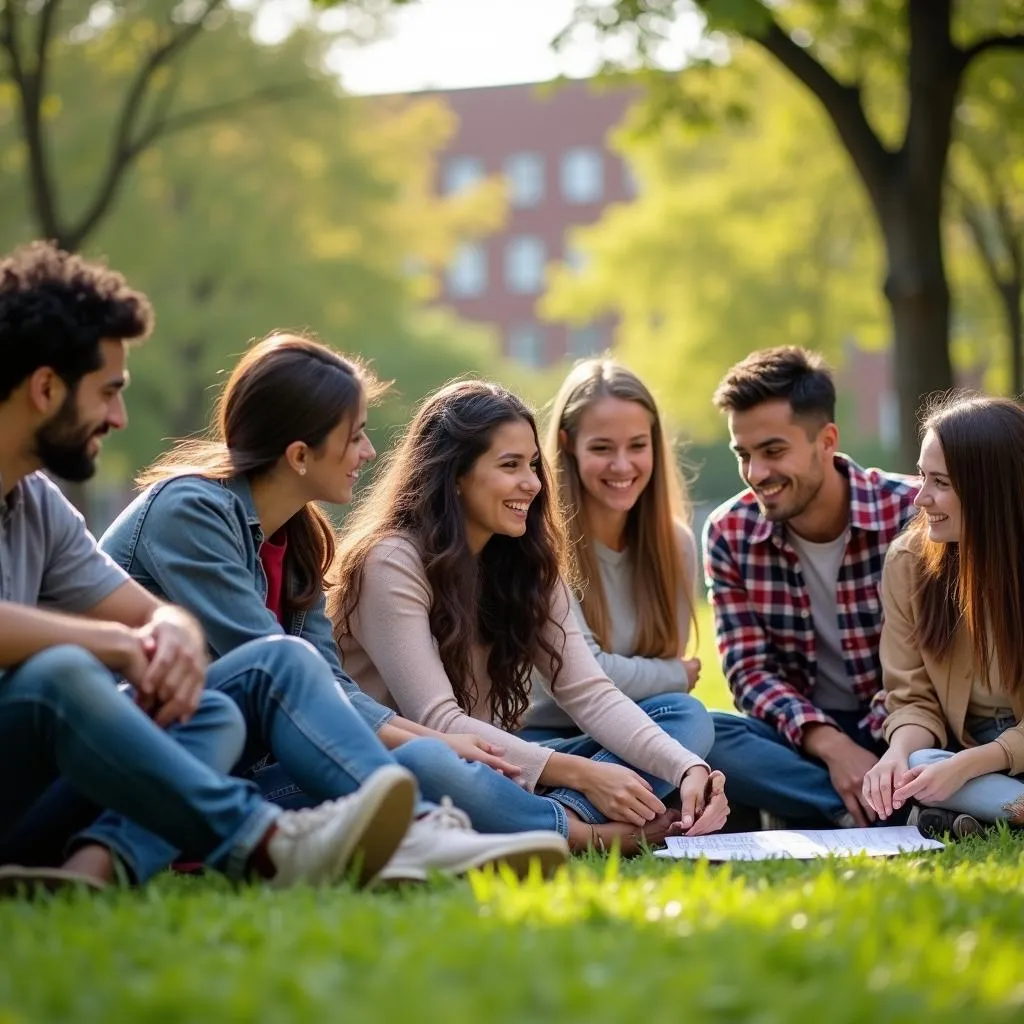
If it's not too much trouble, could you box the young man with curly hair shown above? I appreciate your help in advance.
[0,241,421,893]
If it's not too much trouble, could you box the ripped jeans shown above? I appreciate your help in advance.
[909,712,1024,825]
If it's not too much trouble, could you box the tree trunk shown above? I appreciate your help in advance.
[880,182,955,471]
[999,280,1024,397]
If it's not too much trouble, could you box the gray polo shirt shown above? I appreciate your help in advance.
[1,471,128,610]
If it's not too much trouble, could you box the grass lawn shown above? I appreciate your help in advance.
[4,602,1023,1022]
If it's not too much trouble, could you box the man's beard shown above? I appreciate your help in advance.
[34,394,106,482]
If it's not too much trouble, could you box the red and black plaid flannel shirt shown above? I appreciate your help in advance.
[702,455,918,747]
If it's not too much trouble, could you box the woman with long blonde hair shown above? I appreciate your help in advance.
[520,358,701,738]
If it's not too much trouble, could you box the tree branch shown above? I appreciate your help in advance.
[954,183,1003,288]
[66,0,227,249]
[2,0,64,238]
[958,33,1024,70]
[753,20,894,216]
[128,81,312,159]
[0,0,25,87]
[67,80,310,249]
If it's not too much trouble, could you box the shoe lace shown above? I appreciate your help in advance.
[275,798,348,838]
[418,796,471,832]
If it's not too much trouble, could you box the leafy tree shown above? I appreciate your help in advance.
[0,3,513,510]
[561,0,1024,466]
[0,0,416,250]
[541,51,886,441]
[949,50,1024,395]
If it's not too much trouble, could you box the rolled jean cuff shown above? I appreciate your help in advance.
[546,788,602,826]
[222,803,282,880]
[544,795,570,837]
[68,828,146,886]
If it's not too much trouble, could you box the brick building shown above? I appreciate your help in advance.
[429,79,635,366]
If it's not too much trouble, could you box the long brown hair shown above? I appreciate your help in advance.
[546,358,695,657]
[139,332,380,617]
[331,380,566,730]
[909,394,1024,695]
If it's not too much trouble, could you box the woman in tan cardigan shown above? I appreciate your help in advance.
[863,395,1024,835]
[331,380,728,853]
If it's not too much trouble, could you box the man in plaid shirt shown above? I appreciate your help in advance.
[703,348,917,827]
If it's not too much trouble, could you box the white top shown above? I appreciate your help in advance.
[786,526,860,711]
[523,521,698,729]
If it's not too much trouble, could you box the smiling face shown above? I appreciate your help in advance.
[458,417,541,553]
[570,396,654,520]
[728,398,835,522]
[33,339,129,481]
[303,389,375,506]
[914,428,961,543]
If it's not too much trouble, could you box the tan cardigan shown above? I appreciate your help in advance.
[338,535,707,793]
[880,532,1024,774]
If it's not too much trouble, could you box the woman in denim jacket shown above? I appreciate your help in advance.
[100,334,568,882]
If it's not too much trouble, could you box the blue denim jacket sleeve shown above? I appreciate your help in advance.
[298,590,395,732]
[103,478,393,732]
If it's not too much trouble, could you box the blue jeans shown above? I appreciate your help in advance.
[0,645,279,882]
[909,713,1024,825]
[216,636,570,837]
[518,693,715,825]
[706,708,883,823]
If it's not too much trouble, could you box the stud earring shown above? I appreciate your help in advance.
[298,467,307,477]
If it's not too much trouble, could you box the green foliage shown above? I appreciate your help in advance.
[2,834,1024,1022]
[540,51,886,441]
[0,4,515,482]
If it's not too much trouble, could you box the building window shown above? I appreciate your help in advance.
[443,155,483,195]
[564,242,589,273]
[622,159,640,198]
[508,324,545,367]
[879,390,900,452]
[504,152,544,208]
[567,325,605,359]
[446,243,487,298]
[504,236,546,294]
[561,148,603,204]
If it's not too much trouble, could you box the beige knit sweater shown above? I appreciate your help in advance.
[338,535,707,793]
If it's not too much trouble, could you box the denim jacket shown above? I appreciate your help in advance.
[99,473,394,732]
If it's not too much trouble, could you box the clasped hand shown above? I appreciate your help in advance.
[863,753,967,818]
[121,606,208,728]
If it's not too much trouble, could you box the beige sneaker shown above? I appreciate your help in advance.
[267,765,416,888]
[376,797,569,884]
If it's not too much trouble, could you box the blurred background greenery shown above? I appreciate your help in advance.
[1,0,1021,531]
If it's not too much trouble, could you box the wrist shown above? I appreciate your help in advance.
[97,623,142,672]
[152,603,200,636]
[801,723,845,760]
[679,764,709,787]
[551,752,590,790]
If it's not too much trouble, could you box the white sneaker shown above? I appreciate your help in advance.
[376,797,569,884]
[266,765,416,889]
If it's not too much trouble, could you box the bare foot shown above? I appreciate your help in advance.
[578,811,681,857]
[62,844,116,886]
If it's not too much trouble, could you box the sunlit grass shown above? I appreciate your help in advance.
[4,602,1019,1022]
[693,598,734,712]
[2,831,1023,1023]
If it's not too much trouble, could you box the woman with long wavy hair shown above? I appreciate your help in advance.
[863,394,1024,835]
[519,358,703,739]
[332,379,728,852]
[100,334,569,882]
